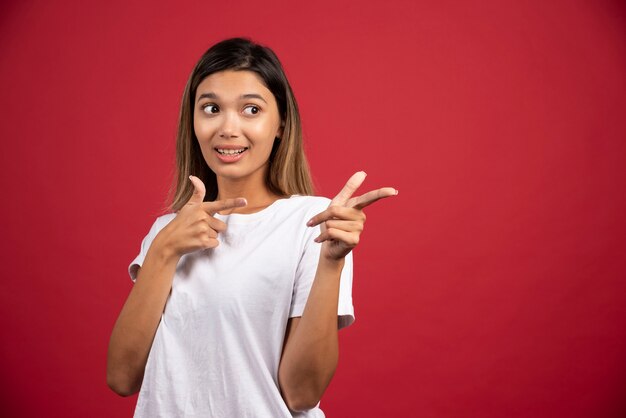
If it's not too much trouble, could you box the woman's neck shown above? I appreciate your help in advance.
[215,173,283,215]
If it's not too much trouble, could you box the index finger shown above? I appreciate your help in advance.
[347,187,398,210]
[202,198,248,215]
[331,171,367,206]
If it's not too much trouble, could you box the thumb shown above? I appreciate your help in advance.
[187,175,206,205]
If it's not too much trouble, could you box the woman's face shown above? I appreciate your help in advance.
[193,70,283,185]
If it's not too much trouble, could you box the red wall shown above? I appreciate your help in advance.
[1,1,625,416]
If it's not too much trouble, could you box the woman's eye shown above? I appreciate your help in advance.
[243,105,260,115]
[203,104,219,114]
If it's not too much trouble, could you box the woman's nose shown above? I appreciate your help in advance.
[218,112,240,138]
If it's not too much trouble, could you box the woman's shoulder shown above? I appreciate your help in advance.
[155,212,177,224]
[144,212,176,236]
[288,194,331,203]
[284,195,331,212]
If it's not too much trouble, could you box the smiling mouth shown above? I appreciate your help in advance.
[215,147,248,155]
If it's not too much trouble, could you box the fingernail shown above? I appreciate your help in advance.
[306,219,313,226]
[314,236,320,243]
[395,189,399,195]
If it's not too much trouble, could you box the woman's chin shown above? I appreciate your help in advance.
[210,163,269,183]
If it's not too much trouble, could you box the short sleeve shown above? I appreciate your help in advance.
[128,217,163,282]
[289,224,355,330]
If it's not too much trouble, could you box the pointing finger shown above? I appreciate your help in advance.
[347,187,398,210]
[331,171,367,207]
[307,206,363,228]
[203,198,248,216]
[207,217,228,233]
[187,175,206,205]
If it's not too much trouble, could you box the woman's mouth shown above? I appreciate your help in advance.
[215,147,248,163]
[216,147,248,155]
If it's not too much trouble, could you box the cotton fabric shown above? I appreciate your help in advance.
[128,195,354,417]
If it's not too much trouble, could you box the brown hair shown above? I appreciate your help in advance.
[168,37,314,211]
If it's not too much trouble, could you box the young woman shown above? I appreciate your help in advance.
[107,37,396,417]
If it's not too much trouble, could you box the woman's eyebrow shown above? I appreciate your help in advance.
[196,92,268,104]
[196,92,218,103]
[241,93,268,103]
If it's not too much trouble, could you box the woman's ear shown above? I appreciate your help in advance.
[277,121,285,139]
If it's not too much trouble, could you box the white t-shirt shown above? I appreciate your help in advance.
[128,195,355,418]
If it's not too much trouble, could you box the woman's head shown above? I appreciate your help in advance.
[170,37,313,211]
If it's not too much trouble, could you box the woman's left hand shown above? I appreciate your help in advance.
[307,171,397,261]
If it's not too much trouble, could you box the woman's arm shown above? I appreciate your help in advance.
[107,176,246,396]
[107,239,180,396]
[278,172,397,411]
[278,257,344,411]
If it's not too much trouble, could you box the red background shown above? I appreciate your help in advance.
[1,1,625,417]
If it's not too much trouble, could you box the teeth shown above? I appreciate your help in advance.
[217,148,246,155]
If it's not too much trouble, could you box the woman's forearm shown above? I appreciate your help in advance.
[278,255,345,411]
[106,239,180,396]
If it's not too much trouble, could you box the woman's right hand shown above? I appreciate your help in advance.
[155,175,247,258]
[108,174,246,396]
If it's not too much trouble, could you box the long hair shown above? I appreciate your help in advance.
[169,37,314,211]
